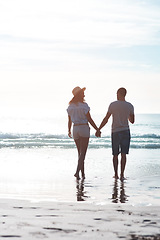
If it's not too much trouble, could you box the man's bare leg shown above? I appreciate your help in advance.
[120,153,126,180]
[113,155,119,178]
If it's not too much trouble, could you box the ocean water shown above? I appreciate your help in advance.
[0,114,159,206]
[0,114,160,149]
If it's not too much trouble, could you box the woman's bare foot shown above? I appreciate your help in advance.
[113,175,119,179]
[82,174,85,179]
[74,173,80,180]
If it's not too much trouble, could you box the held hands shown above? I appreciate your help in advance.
[95,129,101,138]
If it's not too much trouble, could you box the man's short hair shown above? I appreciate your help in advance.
[117,88,127,97]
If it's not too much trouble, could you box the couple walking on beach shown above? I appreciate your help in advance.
[67,87,135,181]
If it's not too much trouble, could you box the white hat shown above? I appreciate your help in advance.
[72,86,86,96]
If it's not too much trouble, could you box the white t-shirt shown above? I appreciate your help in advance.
[67,102,90,124]
[108,100,134,133]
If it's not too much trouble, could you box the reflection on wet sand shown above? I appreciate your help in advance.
[111,179,128,203]
[75,178,128,203]
[76,179,89,201]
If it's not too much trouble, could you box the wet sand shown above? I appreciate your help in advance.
[0,148,160,239]
[0,199,160,239]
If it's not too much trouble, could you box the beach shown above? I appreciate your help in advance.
[0,199,160,239]
[0,147,160,204]
[0,114,160,238]
[1,0,160,237]
[0,147,160,239]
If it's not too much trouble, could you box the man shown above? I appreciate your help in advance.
[96,88,135,180]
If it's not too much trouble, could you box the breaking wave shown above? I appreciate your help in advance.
[0,133,160,149]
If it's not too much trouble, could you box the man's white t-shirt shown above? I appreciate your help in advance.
[108,100,134,133]
[67,102,90,125]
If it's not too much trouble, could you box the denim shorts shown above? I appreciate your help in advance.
[73,125,90,140]
[111,130,131,155]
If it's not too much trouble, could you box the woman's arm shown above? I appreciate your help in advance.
[86,112,99,131]
[68,115,72,138]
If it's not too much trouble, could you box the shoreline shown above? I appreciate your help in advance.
[0,148,160,207]
[0,198,160,239]
[0,147,160,239]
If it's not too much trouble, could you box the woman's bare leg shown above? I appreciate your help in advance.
[74,137,89,179]
[74,138,80,179]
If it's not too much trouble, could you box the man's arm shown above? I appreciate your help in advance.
[129,113,135,124]
[99,112,111,130]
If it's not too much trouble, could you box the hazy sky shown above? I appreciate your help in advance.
[0,0,160,116]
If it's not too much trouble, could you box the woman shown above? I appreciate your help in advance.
[67,86,100,180]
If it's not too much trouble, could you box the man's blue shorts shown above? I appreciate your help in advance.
[111,130,131,156]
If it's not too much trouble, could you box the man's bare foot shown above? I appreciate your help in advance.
[74,173,80,180]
